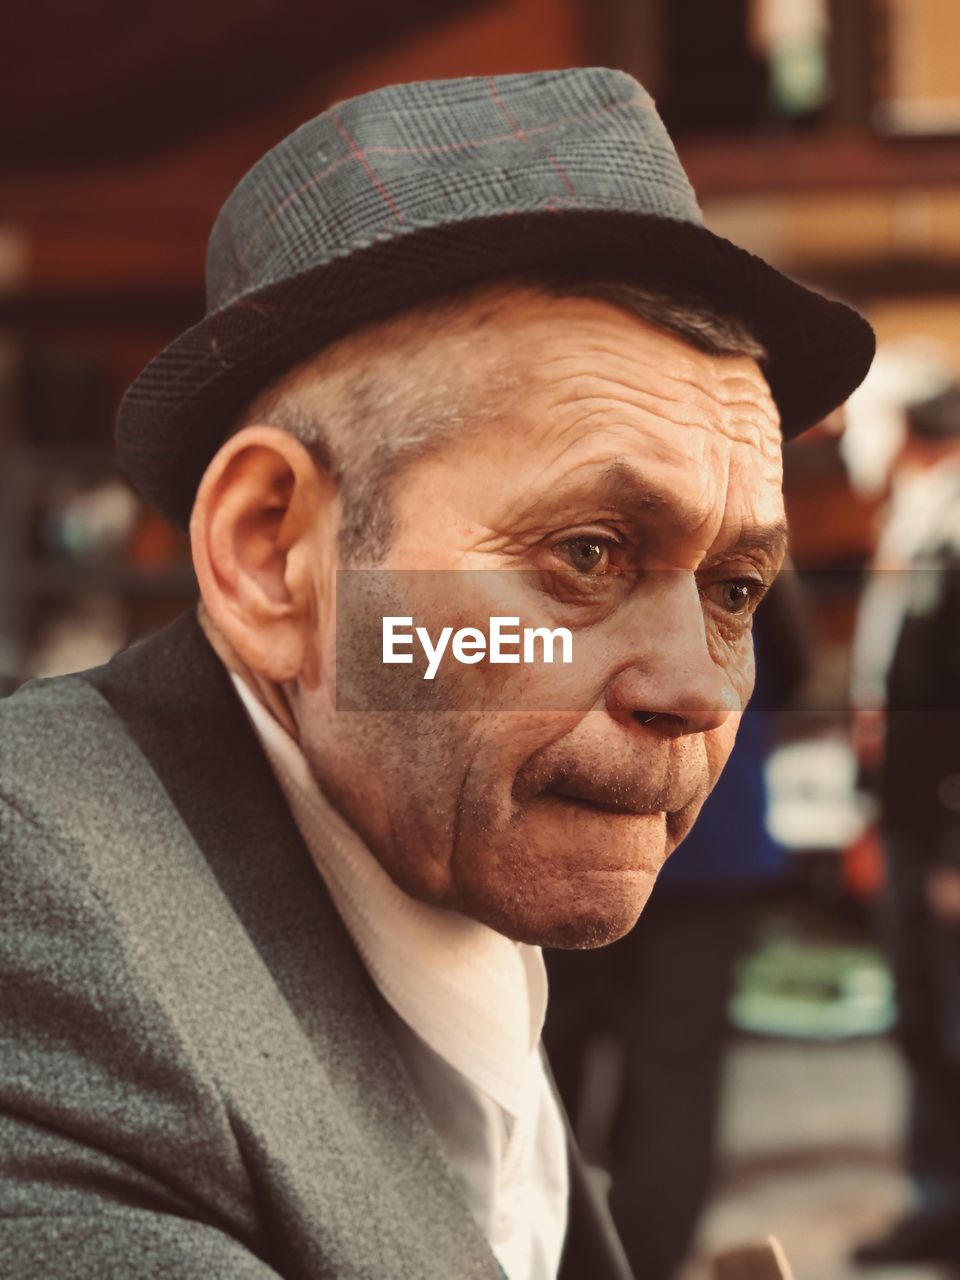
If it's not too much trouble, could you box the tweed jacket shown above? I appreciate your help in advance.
[0,610,631,1279]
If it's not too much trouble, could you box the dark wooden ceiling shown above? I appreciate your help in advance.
[1,0,488,170]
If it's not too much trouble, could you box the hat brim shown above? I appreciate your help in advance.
[117,209,875,529]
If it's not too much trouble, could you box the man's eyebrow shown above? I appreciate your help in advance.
[514,463,788,564]
[573,461,704,526]
[507,462,689,531]
[593,464,789,563]
[717,521,790,563]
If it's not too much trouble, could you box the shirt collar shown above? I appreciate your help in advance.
[229,671,548,1118]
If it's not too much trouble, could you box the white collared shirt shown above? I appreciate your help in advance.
[230,674,569,1280]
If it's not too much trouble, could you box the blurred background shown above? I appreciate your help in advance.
[3,2,960,1277]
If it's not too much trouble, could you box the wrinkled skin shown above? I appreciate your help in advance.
[194,290,786,948]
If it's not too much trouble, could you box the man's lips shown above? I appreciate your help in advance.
[512,739,707,820]
[543,781,664,817]
[545,778,665,819]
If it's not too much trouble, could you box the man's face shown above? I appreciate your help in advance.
[293,291,786,948]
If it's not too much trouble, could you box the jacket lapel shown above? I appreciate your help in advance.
[554,1080,634,1280]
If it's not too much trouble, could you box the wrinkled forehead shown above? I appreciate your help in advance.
[488,298,785,540]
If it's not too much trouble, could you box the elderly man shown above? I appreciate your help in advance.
[0,70,872,1278]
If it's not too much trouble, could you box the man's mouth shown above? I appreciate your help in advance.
[542,780,664,818]
[513,744,705,821]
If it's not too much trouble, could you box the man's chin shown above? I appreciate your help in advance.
[533,871,658,949]
[447,804,674,946]
[461,864,660,950]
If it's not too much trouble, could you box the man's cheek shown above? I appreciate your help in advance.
[666,723,738,852]
[706,627,757,709]
[708,713,742,785]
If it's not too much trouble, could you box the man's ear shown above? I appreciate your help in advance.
[190,425,339,685]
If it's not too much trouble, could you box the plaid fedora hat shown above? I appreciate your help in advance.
[117,67,875,529]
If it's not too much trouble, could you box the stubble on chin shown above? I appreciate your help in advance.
[443,781,669,947]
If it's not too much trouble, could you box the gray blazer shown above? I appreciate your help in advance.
[0,611,631,1278]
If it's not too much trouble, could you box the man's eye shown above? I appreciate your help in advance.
[706,579,760,614]
[555,537,611,574]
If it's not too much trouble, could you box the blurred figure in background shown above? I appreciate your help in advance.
[545,572,810,1280]
[851,383,960,1268]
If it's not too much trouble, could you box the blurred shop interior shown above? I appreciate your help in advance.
[4,1,960,1276]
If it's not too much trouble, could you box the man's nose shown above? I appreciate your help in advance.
[604,572,738,737]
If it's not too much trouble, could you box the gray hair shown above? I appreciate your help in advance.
[233,280,766,563]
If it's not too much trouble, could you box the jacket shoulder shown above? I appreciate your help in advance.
[0,671,264,1247]
[0,671,152,852]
